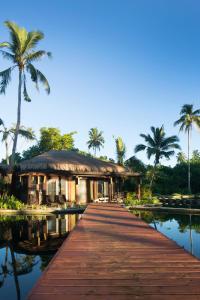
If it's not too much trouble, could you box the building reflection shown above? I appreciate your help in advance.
[4,214,82,253]
[0,214,81,300]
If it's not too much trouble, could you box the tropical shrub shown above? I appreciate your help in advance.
[124,192,160,206]
[0,193,25,209]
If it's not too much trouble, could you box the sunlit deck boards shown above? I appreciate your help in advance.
[28,204,200,300]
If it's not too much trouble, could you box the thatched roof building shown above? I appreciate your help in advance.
[19,150,141,205]
[20,150,140,177]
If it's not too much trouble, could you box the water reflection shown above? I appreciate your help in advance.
[134,210,200,259]
[0,213,81,300]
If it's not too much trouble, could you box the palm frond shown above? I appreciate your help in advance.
[2,130,10,142]
[18,128,35,140]
[0,42,12,48]
[25,50,51,63]
[10,126,35,140]
[161,150,175,160]
[140,133,155,147]
[134,144,146,153]
[180,104,193,115]
[174,116,185,127]
[26,63,38,89]
[23,74,31,102]
[161,135,180,147]
[23,31,44,53]
[4,21,22,54]
[192,109,200,115]
[36,69,50,94]
[0,67,13,94]
[147,147,155,160]
[0,50,15,62]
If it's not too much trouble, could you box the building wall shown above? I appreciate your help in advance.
[20,173,120,205]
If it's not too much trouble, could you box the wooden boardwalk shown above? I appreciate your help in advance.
[28,204,200,300]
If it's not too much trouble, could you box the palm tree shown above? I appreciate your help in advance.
[174,104,200,194]
[176,152,187,164]
[115,136,126,165]
[135,125,180,188]
[87,127,105,156]
[0,121,35,164]
[0,21,51,169]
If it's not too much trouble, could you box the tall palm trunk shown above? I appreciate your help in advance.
[9,243,21,300]
[188,129,191,194]
[5,137,9,165]
[150,161,157,190]
[10,70,22,169]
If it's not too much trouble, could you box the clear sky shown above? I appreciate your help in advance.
[1,0,200,165]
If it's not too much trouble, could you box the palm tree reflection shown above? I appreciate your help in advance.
[0,214,80,299]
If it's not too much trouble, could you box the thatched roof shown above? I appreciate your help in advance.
[20,150,140,177]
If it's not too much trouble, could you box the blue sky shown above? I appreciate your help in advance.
[1,0,200,165]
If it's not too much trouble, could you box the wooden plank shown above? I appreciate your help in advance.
[28,204,200,299]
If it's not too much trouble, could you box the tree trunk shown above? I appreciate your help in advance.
[189,214,193,255]
[188,129,191,194]
[10,70,22,170]
[5,137,9,165]
[9,243,21,300]
[149,162,157,190]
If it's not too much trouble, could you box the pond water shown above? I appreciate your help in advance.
[134,210,200,259]
[0,213,81,300]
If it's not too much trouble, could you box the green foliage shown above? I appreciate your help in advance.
[134,125,180,189]
[0,21,51,99]
[1,152,22,164]
[39,127,76,151]
[99,155,115,162]
[174,104,200,193]
[0,21,51,168]
[22,128,77,160]
[141,186,153,199]
[135,125,180,165]
[124,192,160,206]
[87,127,105,156]
[176,152,187,164]
[115,136,126,165]
[0,194,25,209]
[191,150,200,164]
[174,104,200,133]
[125,155,146,173]
[22,145,41,160]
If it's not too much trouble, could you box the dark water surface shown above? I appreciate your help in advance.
[134,210,200,259]
[0,213,81,300]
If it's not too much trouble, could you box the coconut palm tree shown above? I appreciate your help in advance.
[174,104,200,193]
[135,125,180,188]
[0,121,35,164]
[115,136,126,165]
[0,21,51,169]
[87,127,105,156]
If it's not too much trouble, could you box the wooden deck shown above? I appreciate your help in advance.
[28,204,200,300]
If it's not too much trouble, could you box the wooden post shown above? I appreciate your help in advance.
[109,177,113,202]
[86,179,91,203]
[93,180,98,200]
[59,176,61,195]
[75,177,79,205]
[137,177,141,200]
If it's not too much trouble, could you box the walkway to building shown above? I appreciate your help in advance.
[28,204,200,299]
